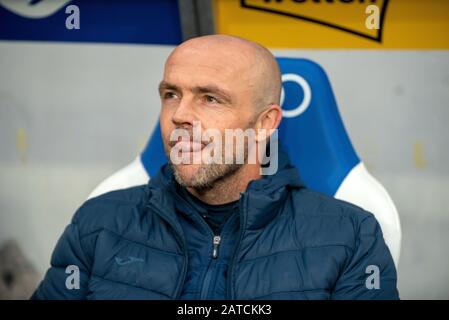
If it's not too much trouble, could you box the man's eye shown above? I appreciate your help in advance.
[204,95,219,104]
[164,92,177,99]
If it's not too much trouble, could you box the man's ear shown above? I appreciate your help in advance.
[255,104,282,142]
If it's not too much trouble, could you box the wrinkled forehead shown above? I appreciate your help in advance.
[164,45,258,88]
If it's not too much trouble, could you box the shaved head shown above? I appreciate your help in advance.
[165,35,282,112]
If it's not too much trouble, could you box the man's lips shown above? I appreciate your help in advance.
[173,139,208,152]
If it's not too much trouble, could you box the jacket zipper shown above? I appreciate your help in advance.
[152,189,239,300]
[198,211,238,299]
[166,192,219,300]
[212,235,221,259]
[199,235,221,299]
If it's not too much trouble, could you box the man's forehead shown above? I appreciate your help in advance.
[166,52,248,75]
[166,40,255,71]
[163,57,254,90]
[162,38,265,99]
[165,57,227,74]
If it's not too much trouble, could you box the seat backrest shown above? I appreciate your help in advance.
[88,58,401,266]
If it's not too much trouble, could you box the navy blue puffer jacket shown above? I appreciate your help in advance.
[32,152,399,300]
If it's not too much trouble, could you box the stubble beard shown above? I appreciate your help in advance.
[170,162,243,192]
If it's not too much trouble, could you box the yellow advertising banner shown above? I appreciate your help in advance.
[214,0,449,49]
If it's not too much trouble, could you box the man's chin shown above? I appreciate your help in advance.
[171,163,202,186]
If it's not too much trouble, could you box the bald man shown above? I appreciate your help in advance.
[32,35,399,300]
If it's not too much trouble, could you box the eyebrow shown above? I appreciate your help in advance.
[193,85,233,104]
[158,81,180,94]
[158,81,233,104]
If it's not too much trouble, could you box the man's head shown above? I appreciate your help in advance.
[159,35,282,191]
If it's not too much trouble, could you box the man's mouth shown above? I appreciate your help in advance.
[173,137,208,153]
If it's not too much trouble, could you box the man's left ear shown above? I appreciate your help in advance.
[255,104,282,142]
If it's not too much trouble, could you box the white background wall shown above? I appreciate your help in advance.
[0,41,448,299]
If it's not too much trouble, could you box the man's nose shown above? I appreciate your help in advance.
[171,96,196,127]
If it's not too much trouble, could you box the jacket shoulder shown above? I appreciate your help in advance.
[72,185,149,237]
[289,187,380,251]
[293,187,373,222]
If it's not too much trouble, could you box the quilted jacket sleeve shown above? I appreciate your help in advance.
[331,214,400,300]
[30,209,92,300]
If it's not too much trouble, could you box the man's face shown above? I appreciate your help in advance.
[159,44,258,190]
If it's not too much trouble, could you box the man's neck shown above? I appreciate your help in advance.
[187,164,261,205]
